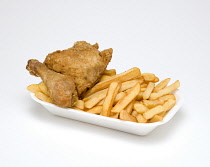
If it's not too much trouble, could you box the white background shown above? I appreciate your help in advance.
[0,0,210,166]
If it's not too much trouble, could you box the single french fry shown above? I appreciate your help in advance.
[35,92,52,103]
[140,83,148,88]
[27,84,40,93]
[86,106,103,114]
[74,100,85,110]
[140,87,147,92]
[101,82,121,117]
[163,99,176,112]
[111,83,141,113]
[143,82,155,100]
[125,100,135,114]
[85,67,141,96]
[71,107,84,111]
[142,73,156,82]
[158,94,176,103]
[149,80,180,100]
[143,105,165,119]
[142,99,164,109]
[99,75,112,82]
[96,91,126,106]
[110,112,119,119]
[136,92,143,100]
[153,78,171,93]
[136,114,147,123]
[83,88,108,101]
[114,92,126,105]
[38,82,49,96]
[158,111,167,117]
[119,110,137,122]
[154,77,159,83]
[103,69,116,76]
[124,88,132,94]
[119,79,143,92]
[149,115,163,123]
[97,99,104,105]
[85,90,107,109]
[134,103,149,114]
[131,110,138,117]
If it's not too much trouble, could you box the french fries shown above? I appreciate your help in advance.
[27,67,180,124]
[99,75,112,82]
[142,82,155,100]
[111,83,141,113]
[103,69,116,76]
[143,105,165,119]
[101,82,121,117]
[27,84,40,93]
[39,82,49,96]
[85,67,141,96]
[119,110,137,122]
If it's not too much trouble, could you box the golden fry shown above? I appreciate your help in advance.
[71,107,84,111]
[142,73,156,82]
[85,67,141,96]
[136,114,147,123]
[38,82,49,96]
[35,92,52,103]
[99,75,112,82]
[83,88,108,101]
[134,103,149,114]
[119,79,143,92]
[125,100,135,114]
[86,106,103,114]
[140,83,148,88]
[111,83,141,113]
[97,99,104,105]
[143,105,165,119]
[163,99,176,112]
[101,82,121,117]
[74,100,85,110]
[142,99,164,109]
[85,90,107,109]
[110,112,119,119]
[131,110,138,117]
[103,69,116,76]
[27,84,40,93]
[114,92,126,105]
[142,82,155,100]
[119,110,137,122]
[153,78,171,93]
[136,92,143,100]
[158,94,176,103]
[149,80,180,100]
[149,115,163,123]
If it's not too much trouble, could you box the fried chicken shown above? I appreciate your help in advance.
[26,41,112,107]
[44,41,112,97]
[26,59,78,107]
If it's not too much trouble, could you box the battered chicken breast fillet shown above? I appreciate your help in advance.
[26,41,112,107]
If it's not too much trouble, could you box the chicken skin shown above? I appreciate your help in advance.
[26,41,112,107]
[44,41,112,97]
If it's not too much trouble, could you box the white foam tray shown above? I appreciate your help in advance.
[30,89,183,135]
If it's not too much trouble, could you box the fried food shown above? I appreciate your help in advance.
[26,41,113,107]
[44,41,112,97]
[26,59,78,107]
[28,66,180,123]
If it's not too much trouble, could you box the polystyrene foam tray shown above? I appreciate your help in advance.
[30,89,183,135]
